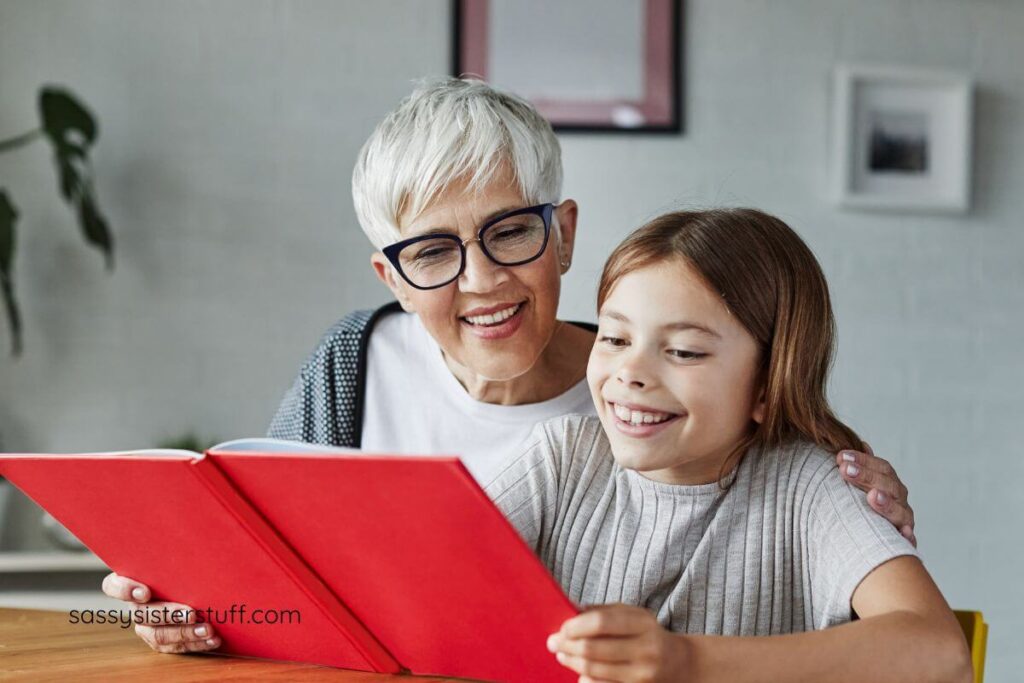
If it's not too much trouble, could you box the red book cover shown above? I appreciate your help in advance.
[0,451,400,673]
[1,443,579,681]
[209,450,580,682]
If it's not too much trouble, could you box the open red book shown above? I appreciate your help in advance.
[0,439,579,682]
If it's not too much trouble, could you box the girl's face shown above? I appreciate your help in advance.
[587,259,765,485]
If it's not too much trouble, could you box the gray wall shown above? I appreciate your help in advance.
[1,0,1021,678]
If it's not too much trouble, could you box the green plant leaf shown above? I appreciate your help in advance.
[39,88,97,151]
[36,87,115,268]
[39,89,93,205]
[57,156,81,201]
[77,188,114,269]
[0,190,23,355]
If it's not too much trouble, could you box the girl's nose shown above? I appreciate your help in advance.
[614,353,652,389]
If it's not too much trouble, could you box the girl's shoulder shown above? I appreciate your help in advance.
[748,439,846,501]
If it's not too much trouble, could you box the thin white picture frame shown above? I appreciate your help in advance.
[832,64,973,213]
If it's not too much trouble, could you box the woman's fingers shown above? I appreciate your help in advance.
[102,572,150,602]
[837,448,917,538]
[103,573,215,654]
[866,489,917,545]
[134,622,220,653]
[838,451,909,500]
[133,601,198,626]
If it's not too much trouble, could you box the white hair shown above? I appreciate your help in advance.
[352,78,563,249]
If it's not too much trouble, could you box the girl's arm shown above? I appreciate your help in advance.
[548,556,973,683]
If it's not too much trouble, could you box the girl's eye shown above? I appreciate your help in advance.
[668,349,707,360]
[599,335,627,347]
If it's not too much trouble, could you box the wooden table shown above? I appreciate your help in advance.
[0,608,464,682]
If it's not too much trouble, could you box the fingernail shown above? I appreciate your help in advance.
[846,464,859,477]
[546,634,557,652]
[876,491,888,505]
[556,652,567,662]
[206,638,218,648]
[194,625,208,638]
[841,451,856,462]
[131,587,146,601]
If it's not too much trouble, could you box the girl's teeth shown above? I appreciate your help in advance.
[612,403,673,425]
[465,304,520,326]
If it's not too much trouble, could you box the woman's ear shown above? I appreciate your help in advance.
[555,199,579,274]
[370,252,415,312]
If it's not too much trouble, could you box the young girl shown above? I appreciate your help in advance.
[485,209,971,683]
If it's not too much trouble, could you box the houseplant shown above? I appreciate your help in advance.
[1,86,115,547]
[0,86,114,356]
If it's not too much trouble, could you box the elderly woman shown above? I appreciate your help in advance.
[103,78,916,654]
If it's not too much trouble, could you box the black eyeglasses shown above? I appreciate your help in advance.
[382,203,555,290]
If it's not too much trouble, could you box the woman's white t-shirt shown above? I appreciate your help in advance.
[360,312,596,484]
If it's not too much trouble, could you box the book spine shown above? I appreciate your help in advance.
[188,457,402,674]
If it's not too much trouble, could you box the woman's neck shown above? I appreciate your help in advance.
[441,322,595,405]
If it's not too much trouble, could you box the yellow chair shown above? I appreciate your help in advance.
[954,610,988,683]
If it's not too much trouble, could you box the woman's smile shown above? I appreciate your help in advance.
[459,300,527,340]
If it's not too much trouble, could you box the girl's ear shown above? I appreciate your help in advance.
[370,252,416,313]
[751,383,767,425]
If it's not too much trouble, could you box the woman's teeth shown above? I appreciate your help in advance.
[612,403,675,425]
[463,303,521,327]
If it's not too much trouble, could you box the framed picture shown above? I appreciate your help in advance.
[452,0,682,133]
[831,65,973,213]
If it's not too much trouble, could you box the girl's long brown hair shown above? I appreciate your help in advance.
[597,209,863,479]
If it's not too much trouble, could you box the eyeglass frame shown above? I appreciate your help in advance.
[381,202,556,290]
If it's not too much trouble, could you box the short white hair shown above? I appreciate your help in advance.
[352,78,563,249]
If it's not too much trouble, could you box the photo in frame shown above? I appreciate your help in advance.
[831,65,973,213]
[452,0,682,133]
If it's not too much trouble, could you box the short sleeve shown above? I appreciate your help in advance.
[806,465,918,628]
[483,419,564,553]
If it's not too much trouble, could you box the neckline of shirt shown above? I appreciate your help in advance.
[618,462,739,497]
[411,312,593,422]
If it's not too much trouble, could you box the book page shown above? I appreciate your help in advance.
[210,438,361,454]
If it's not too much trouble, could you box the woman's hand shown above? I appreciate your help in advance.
[101,572,220,653]
[836,442,917,546]
[547,604,690,683]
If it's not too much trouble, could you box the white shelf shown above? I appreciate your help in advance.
[0,591,123,611]
[0,551,108,573]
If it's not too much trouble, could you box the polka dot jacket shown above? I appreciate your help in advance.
[267,302,403,447]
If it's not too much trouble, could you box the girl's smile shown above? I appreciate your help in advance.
[607,401,685,437]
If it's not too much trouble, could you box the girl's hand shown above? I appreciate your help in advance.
[547,604,690,682]
[836,442,917,546]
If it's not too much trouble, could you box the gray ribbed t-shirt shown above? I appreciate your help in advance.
[484,415,917,635]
